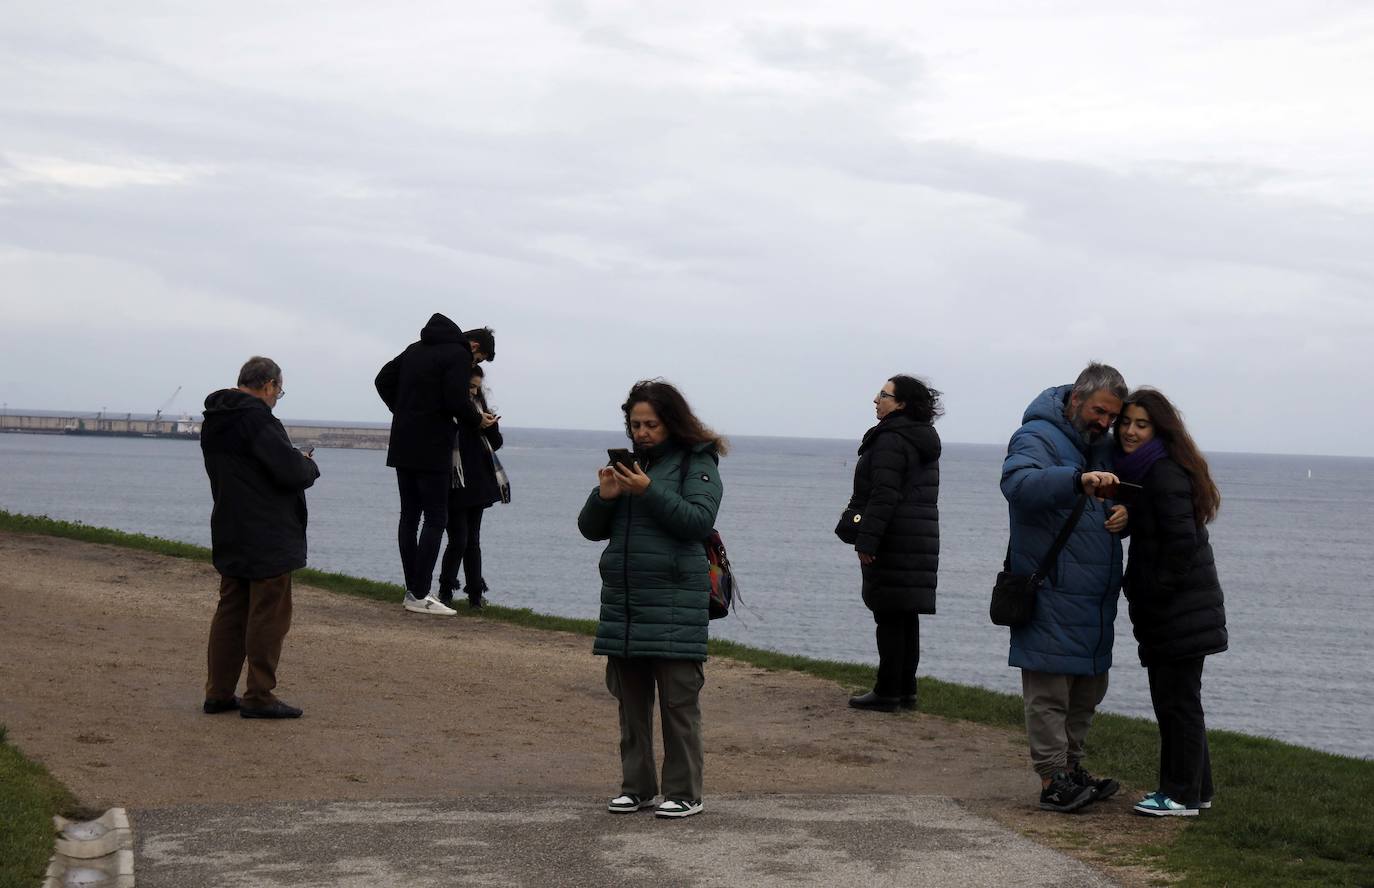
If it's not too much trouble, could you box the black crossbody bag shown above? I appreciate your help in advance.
[990,494,1089,627]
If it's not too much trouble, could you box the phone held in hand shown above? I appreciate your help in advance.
[1097,480,1142,503]
[606,448,636,469]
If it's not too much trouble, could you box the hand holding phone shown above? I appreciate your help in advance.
[607,448,636,469]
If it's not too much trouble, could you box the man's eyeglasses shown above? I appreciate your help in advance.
[275,381,286,398]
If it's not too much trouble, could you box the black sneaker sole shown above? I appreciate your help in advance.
[1039,791,1094,813]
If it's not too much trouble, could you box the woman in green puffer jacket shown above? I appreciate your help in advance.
[577,379,726,821]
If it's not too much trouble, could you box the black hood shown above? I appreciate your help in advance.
[201,389,271,449]
[203,388,269,416]
[420,313,464,345]
[859,414,941,462]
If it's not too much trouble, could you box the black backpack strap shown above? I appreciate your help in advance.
[1030,494,1090,583]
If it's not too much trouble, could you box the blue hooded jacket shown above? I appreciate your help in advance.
[1001,385,1122,675]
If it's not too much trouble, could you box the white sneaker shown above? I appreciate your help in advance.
[403,592,456,615]
[654,799,703,819]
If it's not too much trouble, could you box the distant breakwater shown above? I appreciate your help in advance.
[0,413,389,450]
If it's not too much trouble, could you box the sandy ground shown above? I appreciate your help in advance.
[0,531,1177,885]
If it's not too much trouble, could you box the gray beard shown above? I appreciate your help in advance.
[1070,413,1103,443]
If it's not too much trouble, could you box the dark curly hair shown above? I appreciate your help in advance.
[887,375,943,423]
[621,379,729,456]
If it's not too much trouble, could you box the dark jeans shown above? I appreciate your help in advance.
[395,469,449,597]
[873,610,920,698]
[438,503,486,599]
[1147,657,1214,807]
[206,572,293,708]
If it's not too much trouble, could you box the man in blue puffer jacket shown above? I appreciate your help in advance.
[1001,362,1129,813]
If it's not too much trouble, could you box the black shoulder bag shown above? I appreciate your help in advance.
[990,494,1088,627]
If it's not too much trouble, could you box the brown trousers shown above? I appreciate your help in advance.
[205,572,294,708]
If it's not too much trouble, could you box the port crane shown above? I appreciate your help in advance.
[154,386,182,422]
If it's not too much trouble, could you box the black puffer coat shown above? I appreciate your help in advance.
[201,389,320,579]
[1123,457,1228,666]
[375,313,481,472]
[846,414,940,614]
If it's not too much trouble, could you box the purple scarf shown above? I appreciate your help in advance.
[1115,437,1167,483]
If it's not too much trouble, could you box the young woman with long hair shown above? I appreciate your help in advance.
[577,379,727,820]
[1115,388,1227,817]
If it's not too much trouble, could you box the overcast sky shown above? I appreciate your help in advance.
[3,2,1371,457]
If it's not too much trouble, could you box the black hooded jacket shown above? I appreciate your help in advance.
[846,414,941,613]
[200,389,320,579]
[375,313,481,472]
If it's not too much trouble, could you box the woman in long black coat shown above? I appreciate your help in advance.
[437,364,506,609]
[1115,388,1227,817]
[841,375,942,712]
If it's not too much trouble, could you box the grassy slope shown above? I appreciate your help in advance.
[1,509,1370,887]
[0,726,74,888]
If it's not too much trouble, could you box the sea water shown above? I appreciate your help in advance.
[1,429,1370,759]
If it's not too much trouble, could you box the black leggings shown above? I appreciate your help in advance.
[395,469,449,597]
[438,503,487,598]
[872,610,920,698]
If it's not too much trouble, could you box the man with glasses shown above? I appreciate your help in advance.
[376,315,495,615]
[1000,361,1129,812]
[200,356,320,719]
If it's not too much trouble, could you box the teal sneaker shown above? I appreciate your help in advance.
[1133,792,1197,817]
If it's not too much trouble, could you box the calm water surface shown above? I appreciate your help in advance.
[1,429,1370,759]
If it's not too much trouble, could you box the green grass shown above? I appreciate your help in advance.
[2,508,1372,887]
[0,725,75,888]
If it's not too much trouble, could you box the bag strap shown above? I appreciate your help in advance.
[1003,493,1090,581]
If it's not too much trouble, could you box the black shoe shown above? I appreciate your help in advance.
[1069,763,1120,802]
[240,700,303,719]
[468,594,486,610]
[436,586,455,606]
[899,694,918,711]
[1039,771,1095,813]
[848,691,900,712]
[202,696,240,714]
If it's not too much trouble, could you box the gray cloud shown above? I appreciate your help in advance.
[2,3,1371,457]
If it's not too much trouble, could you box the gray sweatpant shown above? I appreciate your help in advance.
[1021,669,1110,779]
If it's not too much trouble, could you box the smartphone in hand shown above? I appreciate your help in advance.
[1097,480,1141,503]
[607,448,635,469]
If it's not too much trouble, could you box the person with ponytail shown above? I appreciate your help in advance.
[1115,388,1228,817]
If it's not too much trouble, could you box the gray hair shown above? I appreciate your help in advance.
[237,356,282,390]
[1070,361,1127,403]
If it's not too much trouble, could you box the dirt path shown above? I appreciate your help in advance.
[0,531,1173,884]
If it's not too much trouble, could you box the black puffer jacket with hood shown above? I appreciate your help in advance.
[375,313,481,472]
[846,414,941,613]
[201,389,320,579]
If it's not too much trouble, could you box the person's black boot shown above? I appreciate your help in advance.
[848,691,900,712]
[437,585,455,606]
[898,695,918,711]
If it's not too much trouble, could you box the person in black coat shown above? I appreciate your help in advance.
[840,375,942,712]
[200,356,320,719]
[1115,388,1228,816]
[375,315,494,615]
[437,363,507,609]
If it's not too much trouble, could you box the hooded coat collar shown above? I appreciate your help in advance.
[420,313,463,345]
[858,413,941,462]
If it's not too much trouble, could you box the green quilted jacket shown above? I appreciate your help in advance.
[578,441,723,661]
